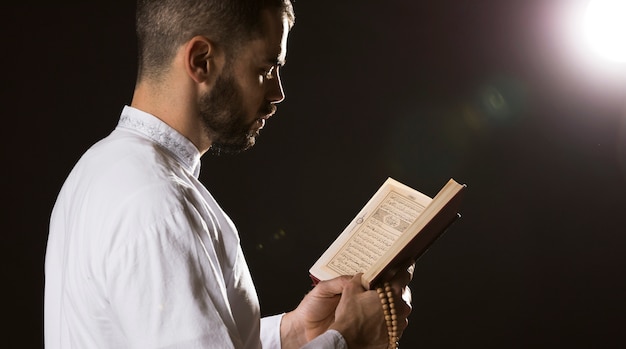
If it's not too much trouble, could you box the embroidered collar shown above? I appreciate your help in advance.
[116,106,202,178]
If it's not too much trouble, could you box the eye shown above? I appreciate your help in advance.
[262,66,276,80]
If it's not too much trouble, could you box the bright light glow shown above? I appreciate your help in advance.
[584,0,626,62]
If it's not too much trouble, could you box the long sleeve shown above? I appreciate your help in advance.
[260,314,283,348]
[300,331,347,349]
[260,314,347,349]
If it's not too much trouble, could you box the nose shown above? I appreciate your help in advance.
[266,67,285,104]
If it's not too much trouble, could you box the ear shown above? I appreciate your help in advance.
[184,36,218,84]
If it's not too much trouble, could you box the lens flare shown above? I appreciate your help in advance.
[584,0,626,62]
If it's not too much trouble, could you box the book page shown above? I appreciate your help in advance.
[310,177,465,289]
[325,190,429,276]
[361,178,465,288]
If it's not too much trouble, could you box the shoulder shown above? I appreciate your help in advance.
[76,129,189,192]
[56,129,202,236]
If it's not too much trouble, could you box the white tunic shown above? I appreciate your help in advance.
[44,106,345,349]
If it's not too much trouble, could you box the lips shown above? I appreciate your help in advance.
[262,104,277,118]
[254,105,276,131]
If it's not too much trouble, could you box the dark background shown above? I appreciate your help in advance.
[3,1,626,348]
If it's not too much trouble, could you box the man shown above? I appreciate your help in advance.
[44,0,413,348]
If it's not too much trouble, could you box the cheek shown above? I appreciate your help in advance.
[241,83,267,109]
[233,72,269,115]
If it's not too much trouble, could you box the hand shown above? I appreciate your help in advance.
[280,260,415,349]
[333,260,415,348]
[381,259,415,344]
[281,274,389,349]
[328,274,389,349]
[280,275,353,349]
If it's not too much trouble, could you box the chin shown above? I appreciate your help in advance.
[209,136,256,156]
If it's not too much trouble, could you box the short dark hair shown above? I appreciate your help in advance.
[135,0,295,81]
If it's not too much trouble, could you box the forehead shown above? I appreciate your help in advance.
[242,9,290,65]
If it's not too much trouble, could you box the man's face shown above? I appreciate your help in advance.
[201,9,289,155]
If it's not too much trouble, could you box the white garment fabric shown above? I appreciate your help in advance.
[301,330,347,349]
[44,106,345,348]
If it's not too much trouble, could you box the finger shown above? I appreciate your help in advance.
[311,275,354,298]
[378,283,410,343]
[391,301,411,338]
[386,259,415,287]
[387,270,413,297]
[343,273,367,296]
[397,259,415,278]
[406,261,415,280]
[397,289,412,319]
[385,282,412,338]
[402,285,412,305]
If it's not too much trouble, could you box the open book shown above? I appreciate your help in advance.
[309,178,466,290]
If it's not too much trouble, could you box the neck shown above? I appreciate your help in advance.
[130,79,211,154]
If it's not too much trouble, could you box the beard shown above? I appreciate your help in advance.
[199,69,276,156]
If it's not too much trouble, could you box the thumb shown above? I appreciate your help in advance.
[310,275,355,298]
